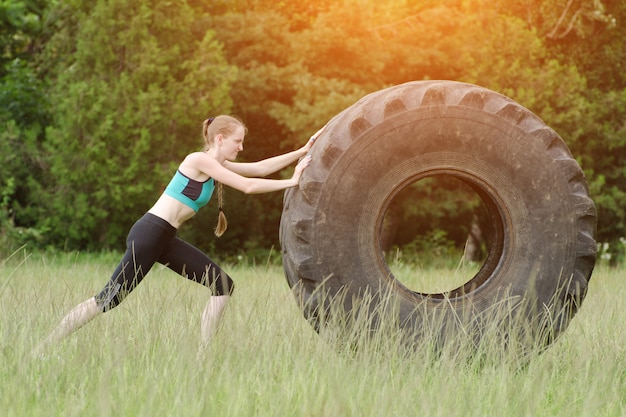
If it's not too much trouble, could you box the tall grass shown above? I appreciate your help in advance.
[1,249,625,417]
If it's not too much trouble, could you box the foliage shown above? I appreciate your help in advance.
[0,0,624,258]
[572,88,626,256]
[387,229,462,270]
[0,0,53,73]
[0,116,48,254]
[0,175,43,256]
[39,0,235,249]
[0,58,48,126]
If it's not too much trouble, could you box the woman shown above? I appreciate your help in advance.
[38,115,322,351]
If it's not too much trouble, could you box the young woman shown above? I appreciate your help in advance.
[37,115,322,352]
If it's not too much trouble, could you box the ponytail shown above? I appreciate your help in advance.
[215,182,227,237]
[205,115,246,237]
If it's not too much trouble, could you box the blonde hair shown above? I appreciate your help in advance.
[202,115,247,237]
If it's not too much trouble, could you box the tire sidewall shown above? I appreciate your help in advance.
[307,106,578,318]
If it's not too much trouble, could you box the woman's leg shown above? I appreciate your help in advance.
[159,237,234,344]
[36,214,176,354]
[200,295,230,346]
[159,237,234,295]
[95,214,176,311]
[34,297,101,355]
[35,241,159,354]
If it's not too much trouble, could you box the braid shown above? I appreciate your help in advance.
[215,182,227,237]
[204,115,245,237]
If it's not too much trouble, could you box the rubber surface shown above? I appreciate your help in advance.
[280,80,597,349]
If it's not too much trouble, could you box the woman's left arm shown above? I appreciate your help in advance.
[224,125,325,177]
[224,146,307,177]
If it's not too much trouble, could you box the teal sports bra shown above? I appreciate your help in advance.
[163,170,215,212]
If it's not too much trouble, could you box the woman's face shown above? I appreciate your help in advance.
[221,125,245,161]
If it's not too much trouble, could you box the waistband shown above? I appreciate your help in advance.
[140,212,177,235]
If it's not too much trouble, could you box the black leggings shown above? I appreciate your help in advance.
[95,213,234,312]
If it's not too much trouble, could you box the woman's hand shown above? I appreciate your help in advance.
[303,124,327,153]
[295,155,312,175]
[291,155,312,185]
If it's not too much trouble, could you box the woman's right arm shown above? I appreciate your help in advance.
[196,154,311,194]
[223,146,307,178]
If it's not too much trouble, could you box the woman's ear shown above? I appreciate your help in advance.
[215,134,223,145]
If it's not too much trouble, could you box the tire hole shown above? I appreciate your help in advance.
[381,174,493,296]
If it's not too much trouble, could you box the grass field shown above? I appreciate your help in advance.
[1,250,625,417]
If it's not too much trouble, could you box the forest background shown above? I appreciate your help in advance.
[1,0,625,262]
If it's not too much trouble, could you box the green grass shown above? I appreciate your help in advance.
[1,250,625,417]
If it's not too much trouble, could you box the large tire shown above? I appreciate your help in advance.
[280,80,597,349]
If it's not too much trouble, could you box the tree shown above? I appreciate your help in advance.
[4,0,623,259]
[0,0,53,74]
[0,11,53,254]
[40,0,235,249]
